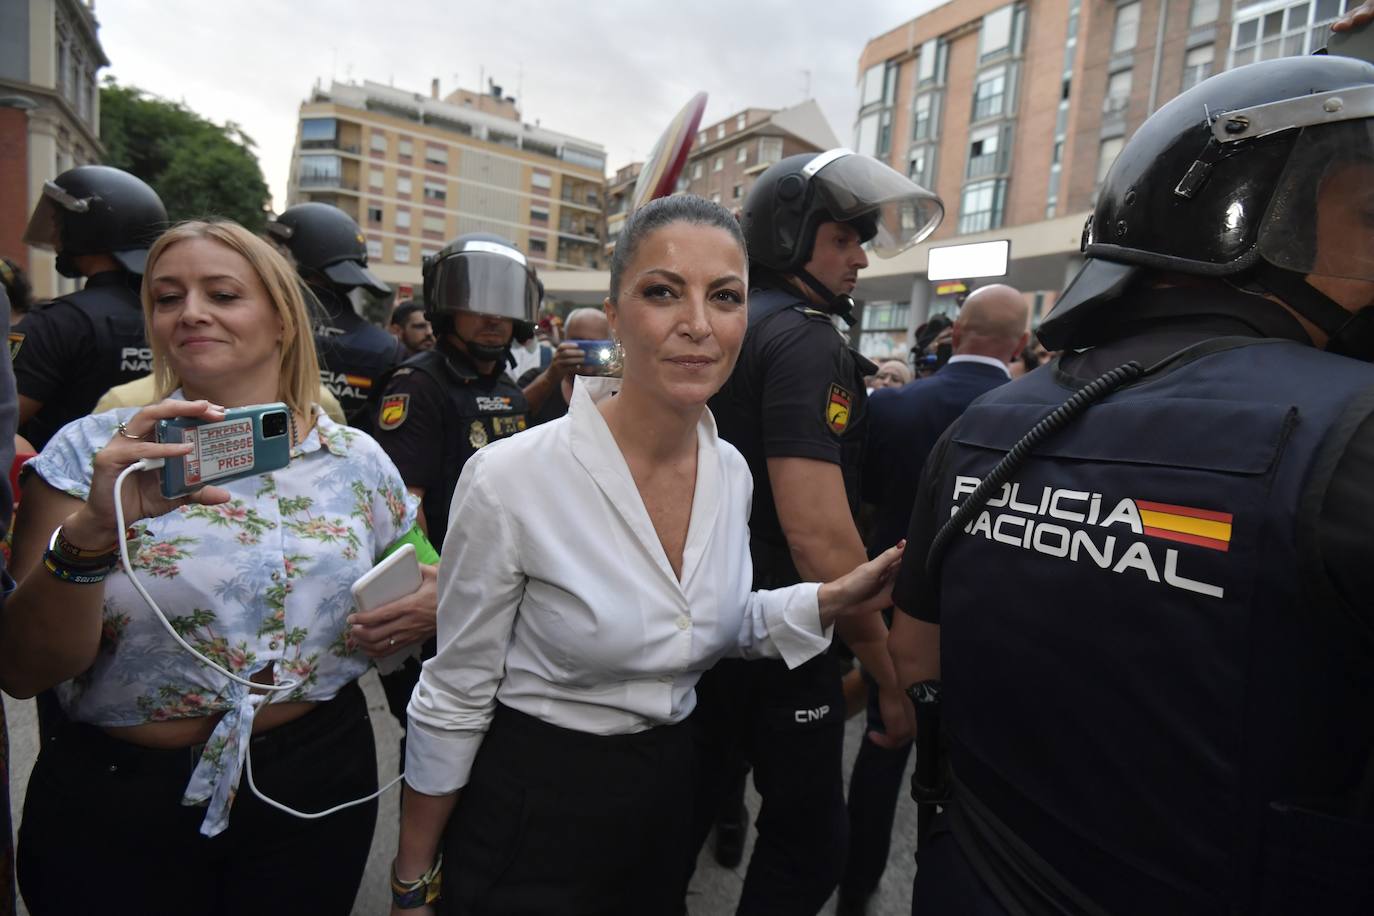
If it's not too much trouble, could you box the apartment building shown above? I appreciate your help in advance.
[851,0,1360,358]
[286,79,609,292]
[0,0,107,301]
[604,160,643,257]
[677,100,842,210]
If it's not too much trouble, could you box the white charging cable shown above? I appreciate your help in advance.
[115,459,405,817]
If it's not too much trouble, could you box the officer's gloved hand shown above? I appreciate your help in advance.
[347,563,438,656]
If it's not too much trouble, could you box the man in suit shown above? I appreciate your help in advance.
[838,283,1028,915]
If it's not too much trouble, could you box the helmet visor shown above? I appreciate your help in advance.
[1257,118,1374,282]
[428,248,539,323]
[808,152,944,258]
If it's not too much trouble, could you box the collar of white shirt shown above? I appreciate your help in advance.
[946,353,1012,377]
[567,376,723,591]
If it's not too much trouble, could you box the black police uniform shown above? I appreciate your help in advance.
[690,284,876,912]
[12,270,150,450]
[369,341,528,728]
[897,287,1374,916]
[311,284,404,425]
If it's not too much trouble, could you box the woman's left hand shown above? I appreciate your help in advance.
[348,564,439,657]
[1332,0,1374,32]
[817,541,906,625]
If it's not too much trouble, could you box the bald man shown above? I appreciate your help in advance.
[840,284,1029,914]
[518,307,613,426]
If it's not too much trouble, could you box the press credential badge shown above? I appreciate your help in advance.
[182,417,257,487]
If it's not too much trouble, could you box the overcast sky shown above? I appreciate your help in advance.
[95,0,948,209]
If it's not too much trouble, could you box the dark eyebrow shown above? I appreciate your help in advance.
[642,268,686,285]
[708,274,745,290]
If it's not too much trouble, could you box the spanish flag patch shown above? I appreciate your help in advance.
[1136,500,1233,552]
[378,393,409,431]
[826,384,852,434]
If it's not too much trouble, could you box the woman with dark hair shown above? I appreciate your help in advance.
[389,196,904,915]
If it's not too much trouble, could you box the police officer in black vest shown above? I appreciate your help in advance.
[14,165,166,450]
[688,151,942,913]
[889,54,1374,916]
[368,233,533,725]
[267,202,403,423]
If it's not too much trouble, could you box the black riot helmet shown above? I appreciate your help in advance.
[742,149,943,321]
[1041,54,1374,359]
[266,202,389,297]
[422,233,540,363]
[22,165,167,278]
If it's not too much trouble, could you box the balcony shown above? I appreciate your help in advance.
[558,220,601,244]
[966,149,1007,180]
[299,172,359,191]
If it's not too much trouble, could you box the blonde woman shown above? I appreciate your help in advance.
[0,220,432,915]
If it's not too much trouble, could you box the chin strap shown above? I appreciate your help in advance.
[794,269,858,326]
[1252,262,1374,362]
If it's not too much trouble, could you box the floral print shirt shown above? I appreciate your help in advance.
[30,405,418,836]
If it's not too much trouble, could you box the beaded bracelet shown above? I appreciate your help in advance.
[391,854,443,909]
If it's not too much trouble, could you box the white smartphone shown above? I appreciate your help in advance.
[351,544,423,674]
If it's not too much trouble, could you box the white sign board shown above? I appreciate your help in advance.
[927,239,1011,282]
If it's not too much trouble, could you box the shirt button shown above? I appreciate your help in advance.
[676,617,691,631]
[271,572,281,582]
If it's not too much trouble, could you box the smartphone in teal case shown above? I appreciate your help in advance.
[156,403,293,498]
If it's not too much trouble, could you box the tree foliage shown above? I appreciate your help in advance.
[100,79,271,232]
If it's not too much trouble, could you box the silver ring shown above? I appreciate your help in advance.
[388,638,396,647]
[115,421,145,441]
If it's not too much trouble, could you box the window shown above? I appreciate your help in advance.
[732,184,743,199]
[423,180,446,202]
[1113,2,1141,55]
[395,210,411,230]
[958,179,1007,233]
[711,192,721,204]
[736,114,747,130]
[561,147,606,170]
[529,237,547,255]
[1189,0,1220,27]
[917,38,939,84]
[972,67,1007,120]
[367,238,383,259]
[698,132,707,147]
[758,137,783,165]
[398,138,413,158]
[691,162,703,180]
[1182,44,1214,90]
[425,145,448,166]
[397,175,413,195]
[298,154,342,187]
[367,206,383,224]
[369,168,384,189]
[861,64,885,107]
[716,124,726,140]
[713,156,724,172]
[1230,0,1348,68]
[301,118,337,147]
[371,133,387,153]
[909,146,935,188]
[913,93,938,142]
[876,110,894,158]
[423,214,445,233]
[1097,136,1125,186]
[1104,69,1133,115]
[967,125,1004,179]
[421,248,438,262]
[531,172,553,190]
[856,111,881,157]
[737,145,749,164]
[394,243,411,264]
[981,5,1014,58]
[530,204,550,223]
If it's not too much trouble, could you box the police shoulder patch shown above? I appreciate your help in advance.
[378,393,409,431]
[826,383,852,434]
[8,331,23,360]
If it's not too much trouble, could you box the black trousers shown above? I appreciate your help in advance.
[439,703,695,916]
[840,669,914,901]
[18,680,378,916]
[689,654,849,915]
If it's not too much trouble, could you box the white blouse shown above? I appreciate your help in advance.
[405,376,832,795]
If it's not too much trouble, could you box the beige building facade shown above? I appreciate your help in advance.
[0,0,107,302]
[287,80,609,296]
[851,0,1359,358]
